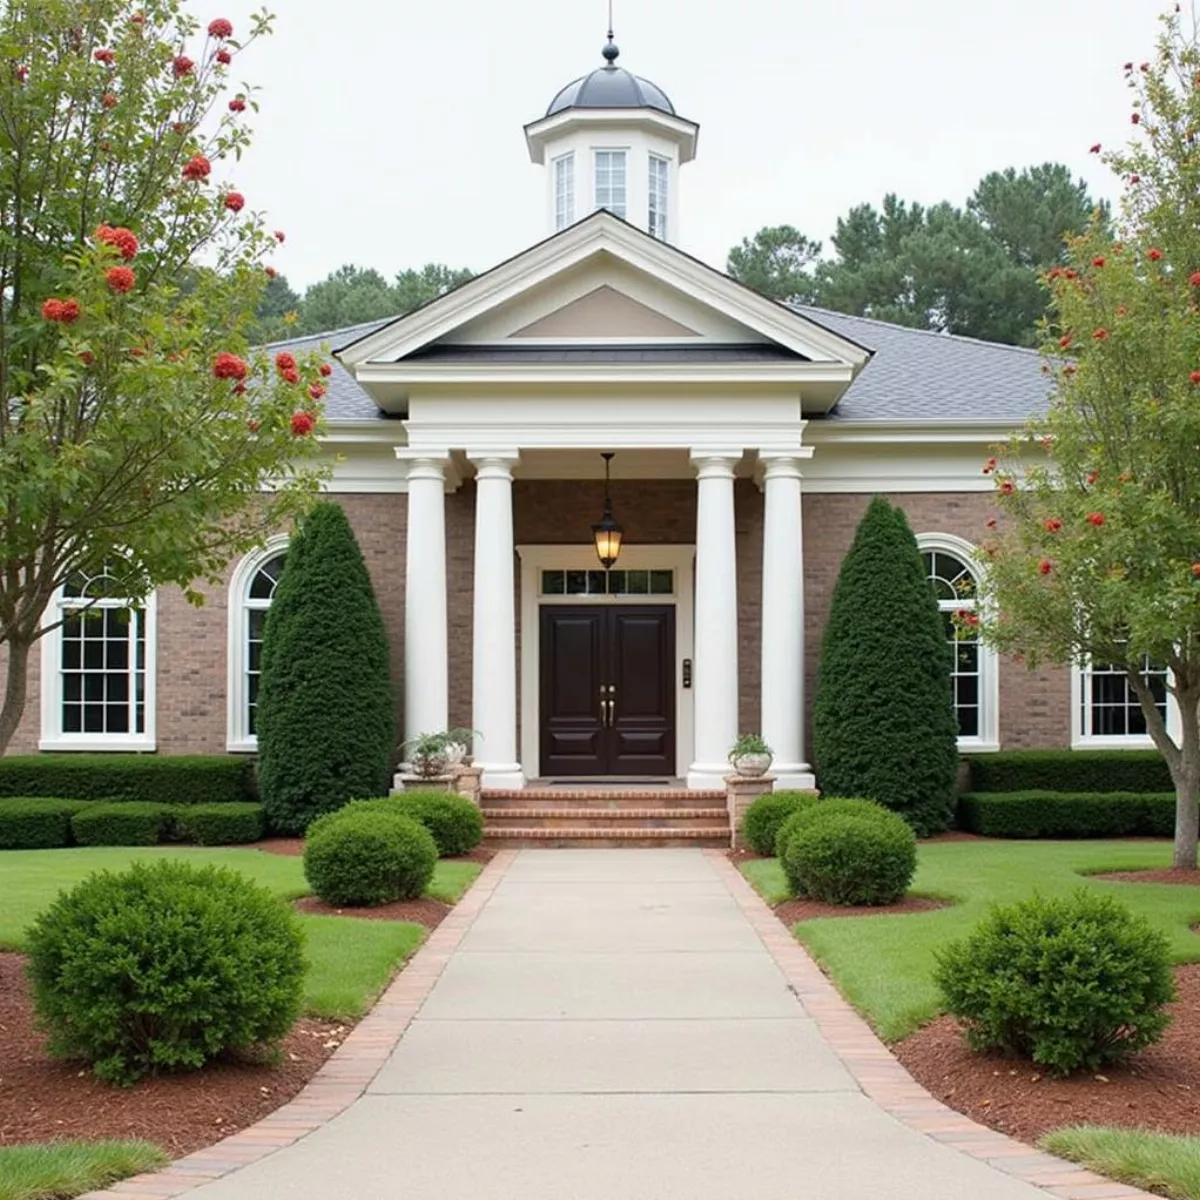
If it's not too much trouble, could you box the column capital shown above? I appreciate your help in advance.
[467,450,521,481]
[396,452,451,484]
[759,454,805,482]
[689,450,742,480]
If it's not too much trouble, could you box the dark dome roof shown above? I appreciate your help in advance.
[546,41,675,117]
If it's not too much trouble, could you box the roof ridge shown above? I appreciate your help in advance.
[794,304,1044,358]
[264,315,395,350]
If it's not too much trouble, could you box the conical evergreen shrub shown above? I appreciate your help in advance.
[256,502,395,834]
[811,497,959,835]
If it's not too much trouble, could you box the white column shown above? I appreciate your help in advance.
[468,452,525,789]
[687,451,741,789]
[760,454,816,790]
[399,453,449,749]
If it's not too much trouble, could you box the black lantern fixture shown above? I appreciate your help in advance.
[591,452,624,569]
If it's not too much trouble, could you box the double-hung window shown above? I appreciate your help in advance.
[594,149,627,218]
[1075,655,1169,745]
[648,154,669,240]
[553,153,575,230]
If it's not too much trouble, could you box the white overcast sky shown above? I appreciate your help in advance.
[210,0,1167,289]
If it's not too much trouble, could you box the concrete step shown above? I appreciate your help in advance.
[483,807,729,830]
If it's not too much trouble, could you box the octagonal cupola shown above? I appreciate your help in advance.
[525,32,699,244]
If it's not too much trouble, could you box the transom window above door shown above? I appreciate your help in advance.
[541,568,674,597]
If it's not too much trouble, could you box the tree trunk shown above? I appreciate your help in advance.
[1171,688,1200,870]
[0,637,31,758]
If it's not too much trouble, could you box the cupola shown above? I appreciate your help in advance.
[525,32,699,244]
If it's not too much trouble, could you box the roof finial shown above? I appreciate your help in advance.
[602,1,619,63]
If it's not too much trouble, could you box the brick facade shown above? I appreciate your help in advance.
[4,483,1070,762]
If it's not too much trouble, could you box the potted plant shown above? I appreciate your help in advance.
[728,733,773,777]
[402,729,480,778]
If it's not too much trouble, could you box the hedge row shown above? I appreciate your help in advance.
[0,798,265,849]
[965,750,1171,795]
[957,791,1176,839]
[0,755,254,804]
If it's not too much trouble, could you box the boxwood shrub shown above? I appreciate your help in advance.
[776,798,902,896]
[934,890,1175,1076]
[177,803,265,846]
[965,750,1171,794]
[958,792,1175,838]
[740,791,819,857]
[72,802,180,847]
[391,790,484,857]
[26,859,304,1084]
[781,809,917,905]
[0,755,253,804]
[0,798,92,849]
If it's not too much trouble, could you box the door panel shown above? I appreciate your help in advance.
[539,604,676,777]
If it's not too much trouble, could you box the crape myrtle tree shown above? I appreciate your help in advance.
[978,7,1200,869]
[255,502,395,834]
[0,0,329,753]
[812,497,960,835]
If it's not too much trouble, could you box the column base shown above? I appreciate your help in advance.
[770,764,818,791]
[477,763,527,790]
[687,763,735,791]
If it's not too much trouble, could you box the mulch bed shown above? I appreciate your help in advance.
[1093,867,1200,885]
[776,895,948,922]
[0,953,347,1156]
[894,964,1200,1143]
[293,895,451,929]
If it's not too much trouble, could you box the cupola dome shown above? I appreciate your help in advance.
[546,40,676,117]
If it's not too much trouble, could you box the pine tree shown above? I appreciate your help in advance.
[812,497,959,835]
[256,503,395,833]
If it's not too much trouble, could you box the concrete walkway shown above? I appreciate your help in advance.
[158,850,1134,1200]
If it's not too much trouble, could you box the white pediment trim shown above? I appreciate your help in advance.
[335,212,872,370]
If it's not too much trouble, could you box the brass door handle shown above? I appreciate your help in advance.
[599,685,616,727]
[607,683,616,727]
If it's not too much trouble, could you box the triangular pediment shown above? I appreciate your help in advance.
[509,286,700,339]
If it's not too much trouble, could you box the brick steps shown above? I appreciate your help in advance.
[481,787,731,848]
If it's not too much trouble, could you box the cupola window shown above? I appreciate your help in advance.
[648,154,669,240]
[553,153,575,230]
[594,149,627,219]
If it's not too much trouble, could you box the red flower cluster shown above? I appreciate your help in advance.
[281,366,300,384]
[208,18,233,38]
[1189,371,1200,385]
[1089,142,1101,153]
[172,55,194,78]
[1087,470,1099,485]
[265,266,277,279]
[42,298,81,324]
[290,411,315,437]
[1191,272,1200,287]
[1092,256,1105,268]
[228,96,246,112]
[78,351,95,366]
[999,480,1015,495]
[1087,512,1106,527]
[985,517,997,529]
[1131,112,1141,125]
[216,49,232,65]
[213,351,248,381]
[1063,364,1077,377]
[1093,328,1109,341]
[1044,518,1063,533]
[1148,248,1163,261]
[94,48,115,65]
[1130,174,1140,184]
[1058,335,1072,349]
[94,224,139,260]
[102,92,118,109]
[274,230,285,243]
[307,382,326,401]
[105,266,135,293]
[1193,563,1200,579]
[319,362,332,377]
[16,65,28,82]
[224,191,245,213]
[247,418,260,433]
[1038,559,1053,576]
[275,351,296,373]
[182,154,211,182]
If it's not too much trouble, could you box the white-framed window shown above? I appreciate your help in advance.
[39,570,157,750]
[226,535,288,751]
[648,154,669,240]
[917,533,999,751]
[1073,655,1171,747]
[594,149,627,218]
[553,153,575,230]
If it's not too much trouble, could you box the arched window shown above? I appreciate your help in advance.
[917,534,999,751]
[227,538,288,750]
[39,570,157,750]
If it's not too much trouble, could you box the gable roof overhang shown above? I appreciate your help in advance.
[335,211,870,415]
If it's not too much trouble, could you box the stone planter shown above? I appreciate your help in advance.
[732,752,773,777]
[443,742,468,767]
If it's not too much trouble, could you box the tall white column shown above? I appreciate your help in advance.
[399,452,449,748]
[760,454,816,790]
[687,451,741,790]
[468,452,525,789]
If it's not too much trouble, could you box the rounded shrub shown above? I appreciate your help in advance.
[739,791,818,857]
[72,802,179,846]
[304,807,437,906]
[780,807,917,905]
[25,860,304,1085]
[774,797,895,861]
[933,890,1176,1077]
[178,803,265,846]
[394,790,484,857]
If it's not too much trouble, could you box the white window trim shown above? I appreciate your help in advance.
[39,586,157,751]
[226,534,290,752]
[553,152,575,230]
[1071,658,1178,749]
[648,153,669,241]
[916,532,1000,753]
[592,147,628,218]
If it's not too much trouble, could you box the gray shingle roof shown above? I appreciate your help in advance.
[274,303,1053,426]
[792,305,1052,423]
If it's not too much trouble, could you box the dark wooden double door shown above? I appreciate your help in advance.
[539,605,676,777]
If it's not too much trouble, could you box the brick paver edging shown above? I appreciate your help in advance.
[77,850,519,1200]
[705,851,1158,1200]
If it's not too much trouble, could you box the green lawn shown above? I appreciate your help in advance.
[742,840,1200,1041]
[0,845,482,1020]
[0,1140,167,1200]
[1042,1127,1200,1200]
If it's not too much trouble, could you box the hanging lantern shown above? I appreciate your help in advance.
[591,451,623,569]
